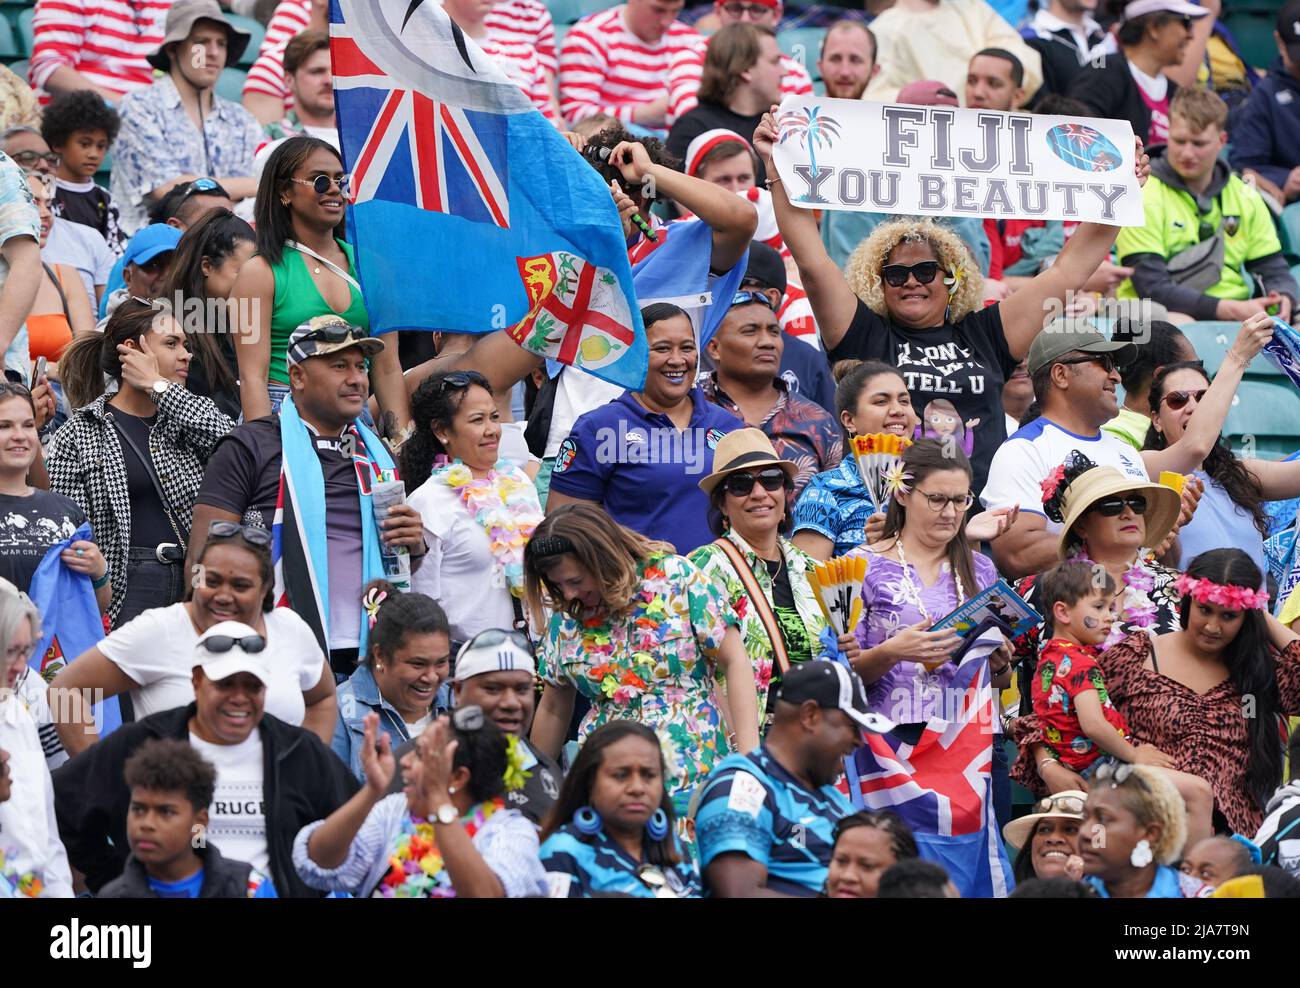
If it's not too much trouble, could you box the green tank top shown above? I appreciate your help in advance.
[267,240,370,385]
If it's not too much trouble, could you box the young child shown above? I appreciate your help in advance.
[98,739,275,898]
[1032,560,1215,844]
[39,91,126,255]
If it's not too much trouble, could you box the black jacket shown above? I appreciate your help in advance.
[1068,48,1178,148]
[98,843,258,898]
[53,704,359,898]
[1024,23,1108,107]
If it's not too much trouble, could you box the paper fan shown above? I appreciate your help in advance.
[808,554,868,637]
[851,433,911,512]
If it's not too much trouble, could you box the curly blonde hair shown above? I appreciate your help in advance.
[1112,764,1189,866]
[844,217,985,323]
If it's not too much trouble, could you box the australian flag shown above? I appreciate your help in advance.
[330,0,647,389]
[849,623,1014,897]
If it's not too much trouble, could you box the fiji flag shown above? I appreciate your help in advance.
[849,622,1013,897]
[330,0,647,389]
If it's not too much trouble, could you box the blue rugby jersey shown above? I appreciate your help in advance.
[540,825,701,898]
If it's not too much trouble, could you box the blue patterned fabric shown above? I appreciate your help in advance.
[540,824,700,898]
[791,456,876,556]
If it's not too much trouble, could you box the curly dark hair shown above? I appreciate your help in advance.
[581,124,680,203]
[124,738,216,812]
[41,90,121,149]
[1041,450,1099,525]
[1143,361,1267,538]
[401,369,494,493]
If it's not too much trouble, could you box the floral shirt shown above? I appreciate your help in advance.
[537,552,738,813]
[1032,638,1130,771]
[110,76,264,235]
[697,371,843,498]
[689,530,828,727]
[791,456,876,556]
[0,151,39,381]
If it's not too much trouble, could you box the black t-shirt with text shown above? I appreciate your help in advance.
[0,488,87,592]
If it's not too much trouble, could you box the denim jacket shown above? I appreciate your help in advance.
[332,664,449,781]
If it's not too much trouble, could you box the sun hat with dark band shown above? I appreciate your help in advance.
[286,315,385,366]
[147,0,252,71]
[1002,790,1087,850]
[1052,465,1181,560]
[698,428,798,496]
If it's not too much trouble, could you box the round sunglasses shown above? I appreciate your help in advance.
[723,467,790,498]
[1088,494,1148,517]
[1160,388,1207,411]
[880,261,940,288]
[291,174,351,196]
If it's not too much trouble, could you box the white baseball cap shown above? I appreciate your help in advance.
[1121,0,1210,21]
[454,629,536,683]
[193,621,272,686]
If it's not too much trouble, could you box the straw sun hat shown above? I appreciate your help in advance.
[1052,466,1181,560]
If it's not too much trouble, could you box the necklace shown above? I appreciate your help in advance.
[894,537,963,624]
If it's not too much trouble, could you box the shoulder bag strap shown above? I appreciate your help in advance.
[106,410,186,550]
[286,240,363,293]
[41,262,71,323]
[712,537,790,676]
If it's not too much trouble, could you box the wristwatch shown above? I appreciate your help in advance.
[433,803,458,825]
[150,380,169,401]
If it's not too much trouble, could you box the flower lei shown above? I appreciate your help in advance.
[1173,574,1270,611]
[376,798,505,898]
[0,847,42,898]
[502,734,532,793]
[439,460,543,597]
[1068,548,1160,649]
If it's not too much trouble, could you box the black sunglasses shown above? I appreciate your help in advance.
[438,370,490,393]
[208,520,273,547]
[880,261,941,288]
[452,704,485,731]
[302,321,363,345]
[1089,494,1148,517]
[1058,352,1118,374]
[723,467,790,498]
[730,290,777,311]
[200,634,267,654]
[1160,388,1207,411]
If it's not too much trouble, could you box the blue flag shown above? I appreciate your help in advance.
[27,522,120,736]
[631,219,749,348]
[330,0,647,390]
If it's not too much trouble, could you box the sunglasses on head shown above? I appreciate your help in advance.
[452,704,486,731]
[1160,388,1207,411]
[1093,760,1152,792]
[291,173,351,196]
[462,628,533,655]
[302,320,363,346]
[438,370,489,393]
[723,467,790,497]
[1089,493,1147,517]
[1035,793,1085,816]
[207,520,273,547]
[730,290,776,311]
[880,261,940,288]
[181,177,227,200]
[200,634,266,654]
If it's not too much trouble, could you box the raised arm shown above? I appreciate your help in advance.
[753,108,860,350]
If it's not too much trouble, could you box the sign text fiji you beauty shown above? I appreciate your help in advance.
[771,96,1144,226]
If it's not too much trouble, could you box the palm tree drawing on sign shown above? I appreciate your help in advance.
[777,106,842,203]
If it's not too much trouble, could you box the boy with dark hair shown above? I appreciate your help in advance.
[39,90,125,254]
[876,858,959,898]
[98,738,276,898]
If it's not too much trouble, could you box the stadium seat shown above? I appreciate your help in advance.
[1279,201,1300,266]
[545,0,606,25]
[16,6,31,56]
[776,26,824,69]
[216,67,246,103]
[227,13,265,68]
[1224,379,1300,460]
[1224,11,1280,71]
[0,16,16,58]
[6,57,27,82]
[1180,319,1285,379]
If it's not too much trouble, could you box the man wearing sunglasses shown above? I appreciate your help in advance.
[190,318,428,676]
[1115,86,1296,323]
[52,623,359,897]
[981,320,1151,579]
[699,290,841,497]
[385,629,563,828]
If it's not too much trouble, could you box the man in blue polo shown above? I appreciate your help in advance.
[544,304,743,553]
[696,660,893,898]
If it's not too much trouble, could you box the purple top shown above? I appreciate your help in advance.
[853,548,999,724]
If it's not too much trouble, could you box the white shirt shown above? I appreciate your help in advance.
[0,697,73,897]
[98,603,326,723]
[1028,8,1106,64]
[1128,60,1169,102]
[981,416,1150,534]
[544,368,622,459]
[189,731,269,873]
[408,469,531,641]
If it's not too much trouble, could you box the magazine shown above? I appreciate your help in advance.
[930,579,1041,640]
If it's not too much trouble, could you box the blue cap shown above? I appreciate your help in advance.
[123,224,182,267]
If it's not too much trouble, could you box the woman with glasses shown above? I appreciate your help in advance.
[1140,315,1300,571]
[1080,762,1211,898]
[753,110,1150,497]
[294,708,547,898]
[333,579,453,781]
[50,520,334,754]
[1004,791,1086,885]
[403,370,544,645]
[849,440,1010,724]
[49,298,234,629]
[229,137,410,443]
[525,504,760,819]
[540,720,699,898]
[156,208,256,421]
[689,430,839,732]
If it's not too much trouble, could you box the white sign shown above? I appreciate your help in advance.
[771,95,1144,226]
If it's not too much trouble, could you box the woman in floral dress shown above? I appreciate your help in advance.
[524,504,760,816]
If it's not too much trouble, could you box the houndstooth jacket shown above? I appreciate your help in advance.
[46,386,234,626]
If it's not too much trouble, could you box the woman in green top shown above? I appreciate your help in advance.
[230,137,411,439]
[690,429,858,733]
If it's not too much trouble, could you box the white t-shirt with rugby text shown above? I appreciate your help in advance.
[189,731,268,874]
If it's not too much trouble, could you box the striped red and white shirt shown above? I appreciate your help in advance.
[29,0,172,102]
[558,5,702,125]
[666,40,812,126]
[243,0,558,122]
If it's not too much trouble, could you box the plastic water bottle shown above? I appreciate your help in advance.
[371,473,411,590]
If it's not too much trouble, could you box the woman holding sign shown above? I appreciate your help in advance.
[753,109,1150,497]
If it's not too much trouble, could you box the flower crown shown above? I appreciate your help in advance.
[1174,574,1269,611]
[1042,451,1099,523]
